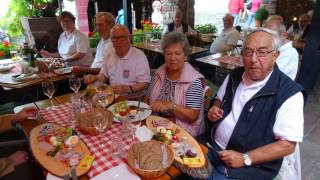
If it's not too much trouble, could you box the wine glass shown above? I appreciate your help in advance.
[42,80,55,111]
[92,91,113,108]
[69,75,81,95]
[93,111,107,148]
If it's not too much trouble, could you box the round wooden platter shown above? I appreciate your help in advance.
[146,115,206,168]
[29,123,91,177]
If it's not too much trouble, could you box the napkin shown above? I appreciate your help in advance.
[90,163,141,180]
[14,73,39,81]
[135,125,154,142]
[46,173,63,180]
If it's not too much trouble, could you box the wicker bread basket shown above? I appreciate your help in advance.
[127,140,175,178]
[77,108,113,135]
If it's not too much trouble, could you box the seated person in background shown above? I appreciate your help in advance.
[40,11,93,67]
[264,15,299,80]
[145,32,205,137]
[162,9,195,36]
[287,14,311,51]
[84,25,151,94]
[198,28,304,179]
[72,12,115,75]
[210,13,240,54]
[1,107,44,180]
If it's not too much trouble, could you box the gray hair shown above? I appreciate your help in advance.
[96,12,115,27]
[244,28,281,50]
[175,9,183,18]
[161,31,190,57]
[265,15,286,33]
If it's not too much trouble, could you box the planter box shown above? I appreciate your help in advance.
[20,17,62,52]
[199,33,215,43]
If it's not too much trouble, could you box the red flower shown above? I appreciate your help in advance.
[2,41,10,47]
[88,32,93,37]
[0,51,4,57]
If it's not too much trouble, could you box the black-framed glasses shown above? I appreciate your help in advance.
[111,35,128,42]
[242,48,275,58]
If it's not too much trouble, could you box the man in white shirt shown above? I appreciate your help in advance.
[210,13,240,54]
[72,12,115,75]
[264,15,299,80]
[84,25,151,94]
[201,28,304,179]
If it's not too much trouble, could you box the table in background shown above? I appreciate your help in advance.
[133,42,208,69]
[194,53,243,85]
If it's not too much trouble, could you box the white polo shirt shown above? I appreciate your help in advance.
[91,38,113,68]
[215,73,304,150]
[276,41,299,80]
[101,46,151,86]
[58,29,93,67]
[210,27,240,54]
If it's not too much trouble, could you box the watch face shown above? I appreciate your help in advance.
[245,158,252,166]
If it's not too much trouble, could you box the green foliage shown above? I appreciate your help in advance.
[0,0,34,37]
[0,0,59,37]
[254,7,269,22]
[195,24,217,34]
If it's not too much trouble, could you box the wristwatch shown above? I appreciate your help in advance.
[243,153,252,166]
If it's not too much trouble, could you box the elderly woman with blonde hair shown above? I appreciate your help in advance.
[146,32,205,136]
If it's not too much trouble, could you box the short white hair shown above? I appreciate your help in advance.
[244,28,281,50]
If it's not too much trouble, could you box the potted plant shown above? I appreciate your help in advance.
[88,31,100,48]
[195,24,217,43]
[0,41,17,60]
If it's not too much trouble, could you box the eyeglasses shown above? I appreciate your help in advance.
[111,35,128,42]
[242,48,275,58]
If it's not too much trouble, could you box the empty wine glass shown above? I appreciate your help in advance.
[93,111,107,148]
[69,75,81,95]
[42,79,55,111]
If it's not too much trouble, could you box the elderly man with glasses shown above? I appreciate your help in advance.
[84,25,151,94]
[196,28,304,180]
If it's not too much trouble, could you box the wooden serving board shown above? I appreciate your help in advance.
[29,123,91,177]
[146,116,205,167]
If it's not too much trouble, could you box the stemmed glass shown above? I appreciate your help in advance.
[69,75,81,95]
[42,79,55,111]
[93,111,108,148]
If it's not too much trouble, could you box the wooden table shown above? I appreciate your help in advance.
[16,93,186,180]
[134,42,208,56]
[0,58,70,90]
[193,53,243,86]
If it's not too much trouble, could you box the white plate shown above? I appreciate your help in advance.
[90,163,140,180]
[107,101,152,123]
[53,67,71,75]
[0,64,13,72]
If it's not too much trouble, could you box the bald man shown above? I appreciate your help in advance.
[72,12,116,75]
[210,13,240,54]
[84,25,151,94]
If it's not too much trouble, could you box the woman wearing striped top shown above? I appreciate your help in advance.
[145,32,205,136]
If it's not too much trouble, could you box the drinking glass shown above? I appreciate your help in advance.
[69,75,81,95]
[92,91,113,108]
[93,111,107,148]
[42,80,55,111]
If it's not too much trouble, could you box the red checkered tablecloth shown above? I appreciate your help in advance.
[39,103,135,178]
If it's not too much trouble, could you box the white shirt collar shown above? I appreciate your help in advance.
[119,46,132,60]
[241,70,273,89]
